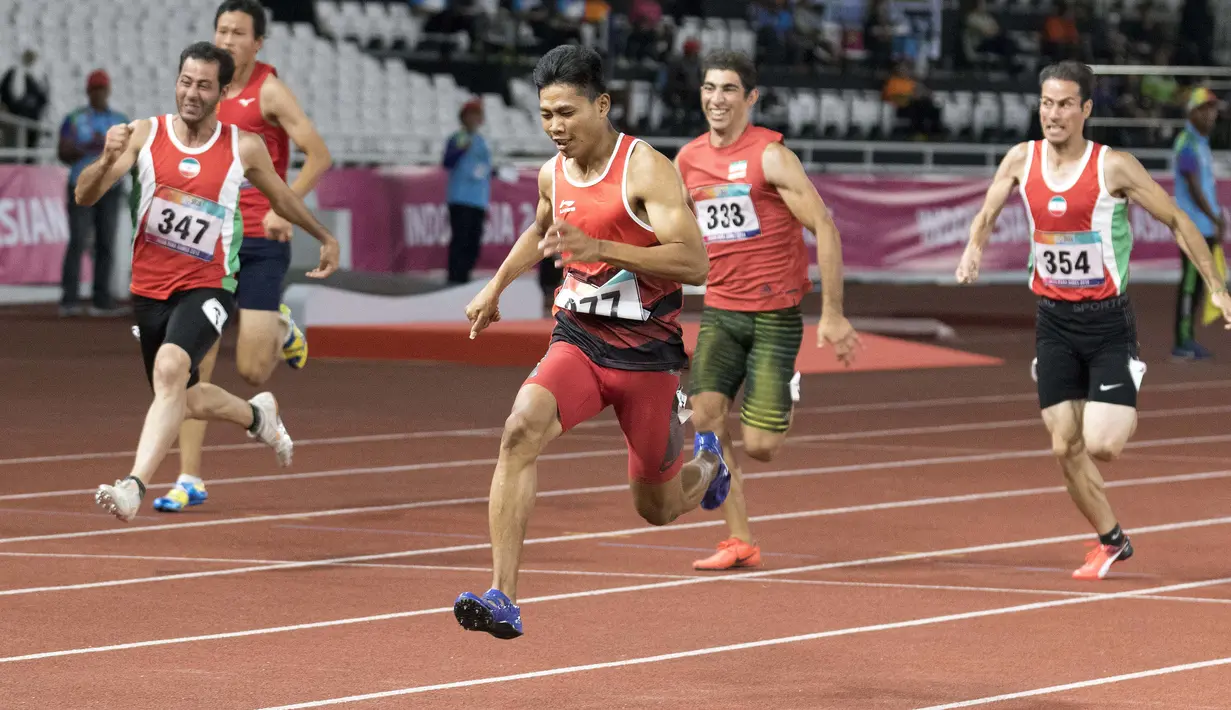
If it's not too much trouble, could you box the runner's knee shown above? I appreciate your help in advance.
[688,392,728,434]
[235,349,275,386]
[742,429,786,462]
[152,345,191,393]
[1084,434,1123,462]
[501,399,557,457]
[631,486,677,526]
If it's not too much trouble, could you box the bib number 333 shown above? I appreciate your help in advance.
[144,185,227,262]
[1033,231,1105,288]
[554,270,649,321]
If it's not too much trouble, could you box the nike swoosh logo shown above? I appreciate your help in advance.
[1099,383,1124,391]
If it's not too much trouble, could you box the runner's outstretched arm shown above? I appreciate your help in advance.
[763,143,843,314]
[957,142,1028,284]
[238,131,339,278]
[262,75,332,199]
[542,143,709,285]
[74,121,146,207]
[1105,149,1231,326]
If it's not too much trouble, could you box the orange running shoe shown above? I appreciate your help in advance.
[693,537,762,570]
[1072,537,1134,580]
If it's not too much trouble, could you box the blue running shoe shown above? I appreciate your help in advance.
[694,431,730,510]
[151,481,208,512]
[453,588,524,639]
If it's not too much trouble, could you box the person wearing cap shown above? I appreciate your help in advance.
[57,69,129,317]
[1171,86,1226,359]
[442,97,492,285]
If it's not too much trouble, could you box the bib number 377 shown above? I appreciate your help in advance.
[554,270,649,321]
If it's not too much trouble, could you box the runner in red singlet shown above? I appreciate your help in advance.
[958,60,1231,580]
[151,0,334,514]
[451,45,730,640]
[675,50,861,571]
[73,42,338,523]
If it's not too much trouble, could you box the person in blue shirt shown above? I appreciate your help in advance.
[1171,87,1225,359]
[58,69,129,317]
[442,98,492,284]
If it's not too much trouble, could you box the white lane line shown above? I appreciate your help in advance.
[3,463,1230,595]
[2,514,1230,664]
[3,402,1229,506]
[4,378,1228,467]
[913,657,1231,709]
[249,575,1231,709]
[3,550,1226,606]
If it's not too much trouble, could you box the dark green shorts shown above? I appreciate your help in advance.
[688,305,804,433]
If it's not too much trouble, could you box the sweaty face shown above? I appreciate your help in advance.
[539,83,609,159]
[214,11,262,68]
[176,58,224,124]
[1038,78,1091,145]
[701,69,755,133]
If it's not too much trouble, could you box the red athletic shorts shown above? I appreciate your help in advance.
[525,341,685,485]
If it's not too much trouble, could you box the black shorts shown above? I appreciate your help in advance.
[235,237,290,312]
[132,288,236,389]
[1034,294,1145,410]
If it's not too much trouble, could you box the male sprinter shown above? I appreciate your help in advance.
[957,61,1231,579]
[675,50,860,570]
[76,42,339,522]
[151,0,334,513]
[452,45,730,639]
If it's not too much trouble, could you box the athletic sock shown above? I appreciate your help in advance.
[248,403,263,434]
[1099,524,1125,548]
[124,475,147,500]
[176,473,204,487]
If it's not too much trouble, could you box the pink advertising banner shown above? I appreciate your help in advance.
[0,164,74,285]
[315,166,1229,280]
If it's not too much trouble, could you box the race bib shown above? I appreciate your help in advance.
[554,270,649,321]
[143,186,227,262]
[1032,230,1105,288]
[693,184,761,243]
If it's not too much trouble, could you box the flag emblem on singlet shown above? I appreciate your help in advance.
[178,158,201,179]
[727,160,747,181]
[1047,195,1067,216]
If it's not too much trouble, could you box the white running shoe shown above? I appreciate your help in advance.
[95,477,144,523]
[248,392,293,467]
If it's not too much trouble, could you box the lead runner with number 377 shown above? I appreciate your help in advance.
[75,42,340,522]
[957,60,1231,580]
[452,45,730,640]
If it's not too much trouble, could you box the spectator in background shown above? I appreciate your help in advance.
[882,60,940,138]
[1170,87,1225,360]
[662,38,703,133]
[963,0,1019,73]
[0,49,49,163]
[863,0,897,70]
[57,70,128,317]
[442,98,492,285]
[1041,1,1081,61]
[625,0,664,63]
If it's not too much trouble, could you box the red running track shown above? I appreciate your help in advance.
[3,297,1231,709]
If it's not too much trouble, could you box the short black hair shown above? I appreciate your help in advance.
[701,50,757,95]
[215,0,268,38]
[179,41,236,88]
[1039,60,1094,103]
[533,44,606,100]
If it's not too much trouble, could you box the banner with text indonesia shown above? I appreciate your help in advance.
[0,165,73,285]
[316,167,1227,281]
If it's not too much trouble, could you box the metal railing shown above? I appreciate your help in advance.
[0,110,56,164]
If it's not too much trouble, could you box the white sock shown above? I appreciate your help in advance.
[177,473,204,487]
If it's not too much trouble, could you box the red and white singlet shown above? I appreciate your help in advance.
[130,115,246,300]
